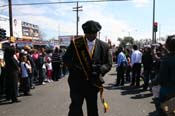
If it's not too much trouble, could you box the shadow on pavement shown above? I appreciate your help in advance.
[104,84,141,91]
[130,93,153,99]
[103,84,130,91]
[108,73,117,76]
[104,80,156,116]
[121,86,153,99]
[0,101,12,105]
[121,87,144,95]
[104,84,153,100]
[148,111,159,116]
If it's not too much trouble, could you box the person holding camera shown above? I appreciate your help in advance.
[156,35,175,115]
[63,20,112,116]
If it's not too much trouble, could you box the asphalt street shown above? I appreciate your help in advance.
[0,66,156,116]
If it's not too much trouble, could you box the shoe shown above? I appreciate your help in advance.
[114,83,120,86]
[120,83,124,86]
[5,97,10,101]
[30,86,35,89]
[42,82,46,85]
[44,79,48,82]
[143,86,148,91]
[136,84,140,87]
[24,93,32,96]
[12,99,21,103]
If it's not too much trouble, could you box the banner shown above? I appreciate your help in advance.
[22,21,39,39]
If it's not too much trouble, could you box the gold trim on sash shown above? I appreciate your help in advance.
[90,45,95,58]
[72,36,92,80]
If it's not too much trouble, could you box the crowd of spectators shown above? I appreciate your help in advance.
[1,34,175,115]
[0,44,67,103]
[114,35,175,116]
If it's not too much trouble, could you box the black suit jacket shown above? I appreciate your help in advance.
[63,37,112,92]
[157,53,175,88]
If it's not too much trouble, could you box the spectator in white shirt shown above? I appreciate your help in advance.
[130,45,142,87]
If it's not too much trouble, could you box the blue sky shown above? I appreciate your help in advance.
[0,0,175,45]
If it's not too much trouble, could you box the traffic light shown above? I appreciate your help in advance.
[153,22,158,32]
[0,28,6,40]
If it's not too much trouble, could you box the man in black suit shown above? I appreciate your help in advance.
[4,46,20,103]
[63,20,112,116]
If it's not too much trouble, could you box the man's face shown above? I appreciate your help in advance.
[85,33,97,41]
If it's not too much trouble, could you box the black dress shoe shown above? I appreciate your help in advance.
[12,99,21,103]
[114,83,120,86]
[130,83,135,86]
[24,93,32,96]
[143,87,148,91]
[5,98,10,101]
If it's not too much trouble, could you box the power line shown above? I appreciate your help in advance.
[0,0,130,7]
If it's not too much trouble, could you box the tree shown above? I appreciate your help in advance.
[118,36,134,48]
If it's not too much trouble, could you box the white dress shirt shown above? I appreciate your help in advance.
[131,50,142,66]
[86,39,96,54]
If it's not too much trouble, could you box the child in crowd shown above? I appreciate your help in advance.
[20,55,32,96]
[45,57,53,82]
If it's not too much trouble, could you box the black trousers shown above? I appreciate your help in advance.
[131,63,141,86]
[38,68,46,84]
[0,68,6,95]
[5,71,18,101]
[21,77,30,94]
[126,65,131,82]
[116,65,125,85]
[143,69,151,89]
[68,83,99,116]
[52,62,61,81]
[68,91,99,116]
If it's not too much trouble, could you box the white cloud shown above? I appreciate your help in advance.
[15,13,76,39]
[78,3,132,44]
[16,4,130,43]
[9,0,152,45]
[0,0,7,13]
[0,0,5,4]
[13,6,47,15]
[132,0,150,7]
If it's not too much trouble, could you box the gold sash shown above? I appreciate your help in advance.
[72,36,109,113]
[72,36,92,80]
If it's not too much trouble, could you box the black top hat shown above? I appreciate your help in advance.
[82,20,102,34]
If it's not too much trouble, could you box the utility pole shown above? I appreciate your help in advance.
[8,0,13,37]
[73,2,82,37]
[152,0,156,44]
